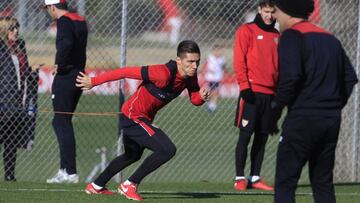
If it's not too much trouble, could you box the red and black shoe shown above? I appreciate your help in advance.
[85,183,114,195]
[251,179,274,191]
[118,182,144,201]
[234,179,247,191]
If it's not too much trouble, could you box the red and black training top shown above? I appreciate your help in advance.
[233,14,279,94]
[275,21,358,116]
[91,60,205,122]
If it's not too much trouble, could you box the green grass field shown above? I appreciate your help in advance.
[1,94,359,202]
[0,182,360,202]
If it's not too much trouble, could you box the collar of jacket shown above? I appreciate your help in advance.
[253,13,277,33]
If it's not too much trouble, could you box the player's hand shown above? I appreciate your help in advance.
[51,64,58,75]
[31,63,45,72]
[76,72,93,90]
[200,87,211,101]
[269,101,283,135]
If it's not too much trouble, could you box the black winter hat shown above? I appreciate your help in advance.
[275,0,315,19]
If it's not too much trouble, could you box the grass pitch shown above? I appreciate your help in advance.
[0,182,360,203]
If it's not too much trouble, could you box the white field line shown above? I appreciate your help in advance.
[0,188,359,196]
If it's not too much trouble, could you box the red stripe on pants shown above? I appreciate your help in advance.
[133,118,155,136]
[236,98,245,127]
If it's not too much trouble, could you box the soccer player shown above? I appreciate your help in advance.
[272,0,358,202]
[43,0,88,183]
[233,0,279,191]
[77,40,210,201]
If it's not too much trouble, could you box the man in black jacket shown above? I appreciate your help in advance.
[44,0,88,183]
[271,0,358,202]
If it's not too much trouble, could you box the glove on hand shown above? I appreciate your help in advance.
[240,88,255,103]
[269,101,283,135]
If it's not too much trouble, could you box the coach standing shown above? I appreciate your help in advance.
[44,0,88,184]
[272,0,358,202]
[233,0,279,191]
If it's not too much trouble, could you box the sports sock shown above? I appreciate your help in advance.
[91,182,103,190]
[251,176,260,182]
[235,176,246,180]
[124,180,133,185]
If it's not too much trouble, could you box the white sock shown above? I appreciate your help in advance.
[91,182,103,190]
[251,176,260,182]
[68,173,77,178]
[124,180,133,185]
[235,176,246,181]
[208,102,217,111]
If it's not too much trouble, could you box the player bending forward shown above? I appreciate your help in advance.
[76,40,210,201]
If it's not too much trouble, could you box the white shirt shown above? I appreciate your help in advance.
[204,54,226,82]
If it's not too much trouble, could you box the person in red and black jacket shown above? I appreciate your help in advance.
[77,40,210,201]
[44,0,88,184]
[233,0,279,191]
[272,0,358,202]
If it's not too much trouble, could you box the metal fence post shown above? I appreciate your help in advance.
[353,0,360,182]
[115,0,128,183]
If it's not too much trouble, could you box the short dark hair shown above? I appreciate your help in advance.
[177,40,201,58]
[259,0,275,8]
[54,2,68,10]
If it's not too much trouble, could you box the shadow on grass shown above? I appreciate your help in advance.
[141,191,277,200]
[297,183,360,188]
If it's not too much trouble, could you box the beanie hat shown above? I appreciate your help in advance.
[275,0,315,19]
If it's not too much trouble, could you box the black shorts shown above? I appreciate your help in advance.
[234,92,273,134]
[208,82,220,91]
[119,114,175,152]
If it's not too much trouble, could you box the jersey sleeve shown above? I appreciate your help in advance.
[274,30,304,108]
[91,64,171,87]
[233,25,251,91]
[187,74,205,106]
[91,66,142,86]
[341,47,358,106]
[55,17,74,70]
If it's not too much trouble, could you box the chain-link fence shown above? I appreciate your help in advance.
[0,0,359,184]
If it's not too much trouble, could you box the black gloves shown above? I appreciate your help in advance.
[269,101,283,135]
[240,88,255,103]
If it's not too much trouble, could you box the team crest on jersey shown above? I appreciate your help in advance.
[274,37,279,44]
[257,35,264,40]
[241,119,249,127]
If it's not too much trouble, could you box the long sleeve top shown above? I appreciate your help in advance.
[91,60,205,121]
[233,14,279,94]
[55,12,87,75]
[274,21,358,116]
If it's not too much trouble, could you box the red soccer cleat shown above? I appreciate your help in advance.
[118,182,144,201]
[251,179,274,191]
[85,183,114,195]
[234,179,247,191]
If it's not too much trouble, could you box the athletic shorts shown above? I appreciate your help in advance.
[208,82,220,91]
[119,114,175,151]
[234,92,274,134]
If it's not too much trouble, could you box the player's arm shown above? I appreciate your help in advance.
[187,75,209,106]
[341,48,358,107]
[55,17,74,72]
[233,26,251,91]
[76,66,142,90]
[273,30,304,109]
[234,26,256,103]
[76,65,169,90]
